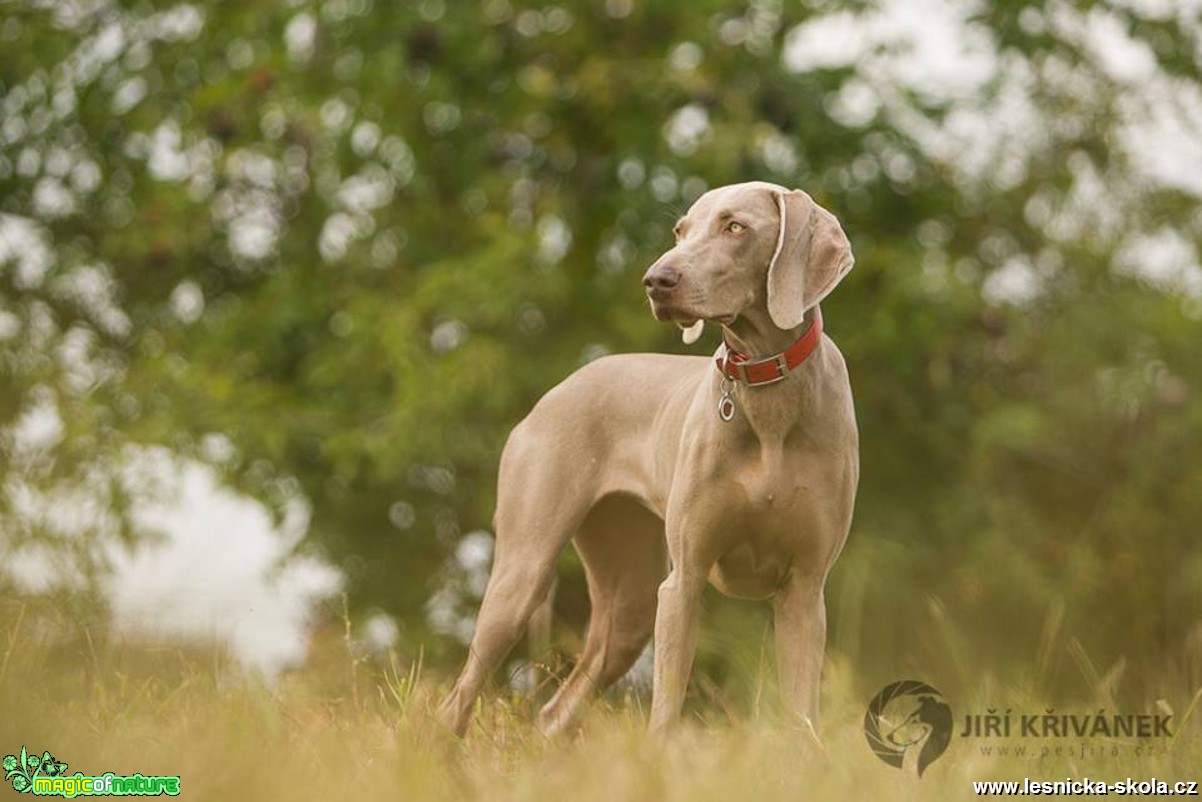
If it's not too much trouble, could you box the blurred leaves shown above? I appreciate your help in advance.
[0,0,1199,694]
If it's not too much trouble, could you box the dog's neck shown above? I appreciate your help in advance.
[720,305,818,362]
[717,305,826,440]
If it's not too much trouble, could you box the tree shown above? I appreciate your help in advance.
[1,0,1199,694]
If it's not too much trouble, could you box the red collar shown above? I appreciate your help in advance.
[714,308,823,386]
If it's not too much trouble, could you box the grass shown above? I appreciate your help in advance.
[0,597,1198,802]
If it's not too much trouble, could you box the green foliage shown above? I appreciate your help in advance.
[0,0,1199,698]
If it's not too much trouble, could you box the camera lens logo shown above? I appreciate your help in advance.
[863,680,952,777]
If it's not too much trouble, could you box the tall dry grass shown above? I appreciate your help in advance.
[0,595,1198,801]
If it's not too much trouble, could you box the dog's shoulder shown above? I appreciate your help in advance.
[521,352,709,423]
[562,352,710,396]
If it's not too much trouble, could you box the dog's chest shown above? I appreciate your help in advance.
[703,449,830,598]
[724,440,815,515]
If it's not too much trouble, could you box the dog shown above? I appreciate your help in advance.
[438,181,859,736]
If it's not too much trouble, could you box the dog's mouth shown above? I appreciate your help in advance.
[646,292,736,327]
[651,304,735,328]
[673,317,701,336]
[646,296,685,322]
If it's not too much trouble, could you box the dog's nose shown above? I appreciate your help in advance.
[642,264,680,292]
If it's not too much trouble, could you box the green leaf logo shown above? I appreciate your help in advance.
[3,745,64,794]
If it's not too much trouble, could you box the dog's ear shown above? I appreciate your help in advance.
[766,189,854,330]
[679,320,704,344]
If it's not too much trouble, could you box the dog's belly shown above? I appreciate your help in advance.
[708,542,791,600]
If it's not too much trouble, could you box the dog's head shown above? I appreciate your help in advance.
[642,181,854,343]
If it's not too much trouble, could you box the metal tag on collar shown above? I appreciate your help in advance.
[717,377,736,422]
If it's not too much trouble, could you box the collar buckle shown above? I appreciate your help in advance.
[734,355,789,385]
[715,307,823,388]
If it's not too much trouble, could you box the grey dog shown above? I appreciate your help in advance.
[438,181,859,736]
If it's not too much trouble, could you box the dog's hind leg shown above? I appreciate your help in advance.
[522,573,557,688]
[437,427,592,736]
[436,522,565,735]
[536,495,666,736]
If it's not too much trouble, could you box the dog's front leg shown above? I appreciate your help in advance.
[648,566,708,733]
[773,573,827,732]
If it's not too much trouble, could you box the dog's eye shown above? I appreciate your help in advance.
[726,221,746,234]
